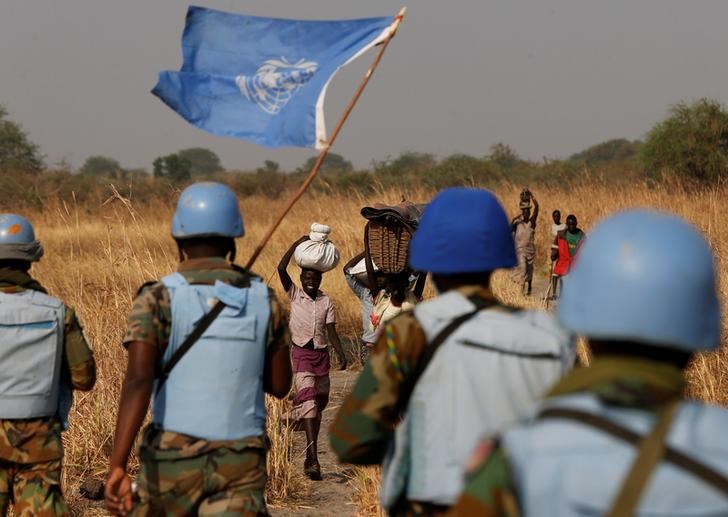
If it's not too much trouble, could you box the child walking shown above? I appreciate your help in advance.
[278,235,346,480]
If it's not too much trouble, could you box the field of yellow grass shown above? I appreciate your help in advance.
[15,179,728,515]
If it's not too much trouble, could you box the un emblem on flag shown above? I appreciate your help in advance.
[236,58,318,115]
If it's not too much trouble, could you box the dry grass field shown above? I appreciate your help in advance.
[13,179,728,515]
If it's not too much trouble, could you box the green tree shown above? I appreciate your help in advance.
[256,160,280,174]
[297,152,353,173]
[640,98,728,181]
[373,152,436,175]
[177,147,224,175]
[570,139,641,167]
[0,105,43,172]
[81,155,122,177]
[153,154,191,183]
[488,143,521,170]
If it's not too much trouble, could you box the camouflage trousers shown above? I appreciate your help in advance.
[133,444,269,516]
[0,458,68,516]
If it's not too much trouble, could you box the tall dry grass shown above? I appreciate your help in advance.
[12,179,728,515]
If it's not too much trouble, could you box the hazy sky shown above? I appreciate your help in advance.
[2,1,727,172]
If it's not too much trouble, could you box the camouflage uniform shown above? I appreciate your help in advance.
[0,268,96,517]
[123,257,289,516]
[330,286,502,517]
[447,358,688,516]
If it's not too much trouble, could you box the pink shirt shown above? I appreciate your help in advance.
[287,284,336,349]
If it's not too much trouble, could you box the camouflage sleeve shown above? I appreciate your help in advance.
[330,311,427,465]
[448,442,521,517]
[122,282,170,351]
[63,306,96,391]
[267,287,290,350]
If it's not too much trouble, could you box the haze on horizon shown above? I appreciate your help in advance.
[1,0,727,172]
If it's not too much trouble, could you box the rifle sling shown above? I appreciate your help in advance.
[155,300,226,395]
[539,407,728,495]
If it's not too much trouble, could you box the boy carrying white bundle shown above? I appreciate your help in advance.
[277,223,347,480]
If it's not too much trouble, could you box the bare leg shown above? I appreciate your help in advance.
[302,418,322,480]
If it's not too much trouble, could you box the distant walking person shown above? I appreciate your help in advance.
[549,209,567,298]
[552,214,586,288]
[551,209,566,237]
[279,236,347,481]
[449,210,728,516]
[510,188,539,295]
[105,182,292,516]
[0,214,96,516]
[331,188,574,516]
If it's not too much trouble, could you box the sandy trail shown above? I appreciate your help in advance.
[270,368,360,517]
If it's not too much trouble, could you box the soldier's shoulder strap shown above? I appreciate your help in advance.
[154,300,226,395]
[398,295,504,413]
[538,406,728,495]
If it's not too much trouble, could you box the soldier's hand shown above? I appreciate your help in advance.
[105,466,133,516]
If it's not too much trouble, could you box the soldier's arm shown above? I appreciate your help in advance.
[107,284,166,514]
[330,312,426,464]
[63,306,96,391]
[531,196,539,226]
[107,340,156,515]
[110,341,156,471]
[263,289,292,398]
[448,442,521,517]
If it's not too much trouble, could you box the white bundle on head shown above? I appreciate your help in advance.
[309,222,331,242]
[295,223,339,272]
[347,256,379,284]
[347,257,379,276]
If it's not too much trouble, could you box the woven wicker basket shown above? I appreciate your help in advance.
[365,220,412,274]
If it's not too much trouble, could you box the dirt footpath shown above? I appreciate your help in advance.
[270,369,361,517]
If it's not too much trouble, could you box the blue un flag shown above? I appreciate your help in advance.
[153,6,394,149]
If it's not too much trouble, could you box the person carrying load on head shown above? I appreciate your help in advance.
[510,188,539,295]
[330,187,575,516]
[551,214,586,299]
[343,252,426,366]
[105,182,292,517]
[348,200,427,365]
[278,224,347,481]
[449,210,728,517]
[0,214,96,517]
[343,252,381,364]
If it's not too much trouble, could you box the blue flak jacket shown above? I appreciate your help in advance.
[152,273,271,441]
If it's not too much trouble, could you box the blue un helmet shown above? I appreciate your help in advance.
[409,187,516,274]
[171,182,244,239]
[0,214,44,262]
[558,209,721,352]
[0,214,36,244]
